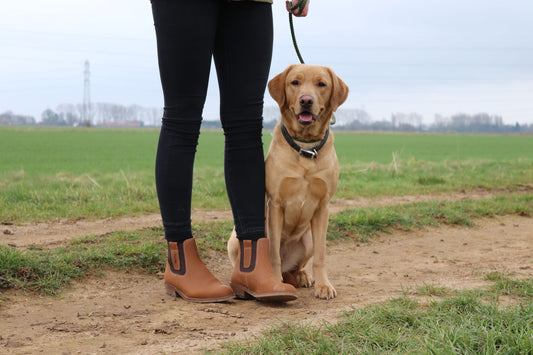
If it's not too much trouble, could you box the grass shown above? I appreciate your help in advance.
[1,127,532,223]
[416,283,452,297]
[486,272,533,299]
[336,158,533,199]
[0,228,164,294]
[269,294,528,353]
[224,279,533,354]
[328,193,532,242]
[333,131,533,164]
[0,220,233,295]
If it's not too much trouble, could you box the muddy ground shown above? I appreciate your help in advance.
[1,193,532,354]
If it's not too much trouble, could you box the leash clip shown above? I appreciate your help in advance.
[299,148,318,159]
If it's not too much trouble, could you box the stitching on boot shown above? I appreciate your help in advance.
[239,239,257,272]
[168,241,186,275]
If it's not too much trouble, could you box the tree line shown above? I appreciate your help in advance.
[1,105,532,133]
[332,109,533,133]
[0,103,162,128]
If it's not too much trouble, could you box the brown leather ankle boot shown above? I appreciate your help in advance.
[164,238,234,303]
[230,238,297,302]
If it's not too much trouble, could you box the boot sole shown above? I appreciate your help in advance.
[230,283,298,302]
[165,282,234,303]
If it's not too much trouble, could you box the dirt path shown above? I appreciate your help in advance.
[1,212,532,353]
[1,190,498,248]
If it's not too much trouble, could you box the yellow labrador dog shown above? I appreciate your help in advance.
[228,64,348,299]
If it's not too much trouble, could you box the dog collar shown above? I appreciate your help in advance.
[280,123,329,159]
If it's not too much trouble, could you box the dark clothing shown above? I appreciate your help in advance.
[151,0,273,241]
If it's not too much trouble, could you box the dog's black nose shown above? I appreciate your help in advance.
[299,95,314,108]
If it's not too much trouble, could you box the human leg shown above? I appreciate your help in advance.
[152,0,216,242]
[214,1,297,301]
[151,0,233,302]
[214,1,272,241]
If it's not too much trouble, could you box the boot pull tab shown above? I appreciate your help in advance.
[239,240,257,272]
[167,241,186,275]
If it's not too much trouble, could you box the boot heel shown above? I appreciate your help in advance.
[230,283,253,300]
[165,282,178,297]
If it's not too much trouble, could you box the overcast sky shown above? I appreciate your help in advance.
[1,0,532,124]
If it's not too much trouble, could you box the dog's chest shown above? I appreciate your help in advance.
[277,169,330,226]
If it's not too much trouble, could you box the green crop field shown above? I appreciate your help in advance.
[1,126,532,223]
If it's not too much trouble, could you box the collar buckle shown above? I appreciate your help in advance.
[299,148,318,159]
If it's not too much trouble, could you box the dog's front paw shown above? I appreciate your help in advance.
[314,283,337,300]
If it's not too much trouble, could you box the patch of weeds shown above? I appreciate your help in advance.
[193,221,233,252]
[0,245,85,294]
[416,283,452,297]
[485,272,533,299]
[328,207,414,243]
[417,176,446,185]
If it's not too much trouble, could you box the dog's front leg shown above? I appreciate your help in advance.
[267,201,284,282]
[311,205,337,299]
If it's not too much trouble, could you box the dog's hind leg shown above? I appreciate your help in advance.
[266,201,284,282]
[283,267,313,288]
[281,228,314,288]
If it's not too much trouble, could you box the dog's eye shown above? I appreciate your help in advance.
[290,80,300,86]
[317,82,326,87]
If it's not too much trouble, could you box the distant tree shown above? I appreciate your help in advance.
[429,112,518,133]
[13,115,35,126]
[41,108,66,126]
[391,112,424,132]
[56,104,80,126]
[0,111,10,125]
[335,108,371,127]
[0,111,36,126]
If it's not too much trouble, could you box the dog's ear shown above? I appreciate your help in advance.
[268,65,295,107]
[327,68,349,112]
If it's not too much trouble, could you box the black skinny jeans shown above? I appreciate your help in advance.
[151,0,273,242]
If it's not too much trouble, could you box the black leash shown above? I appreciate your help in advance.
[288,0,307,64]
[287,0,336,125]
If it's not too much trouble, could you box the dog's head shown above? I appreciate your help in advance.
[268,64,349,139]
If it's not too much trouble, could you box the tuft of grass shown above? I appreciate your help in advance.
[193,220,234,252]
[0,245,85,294]
[416,283,452,297]
[417,175,446,185]
[485,272,533,299]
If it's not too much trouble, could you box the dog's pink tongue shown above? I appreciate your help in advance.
[299,113,313,122]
